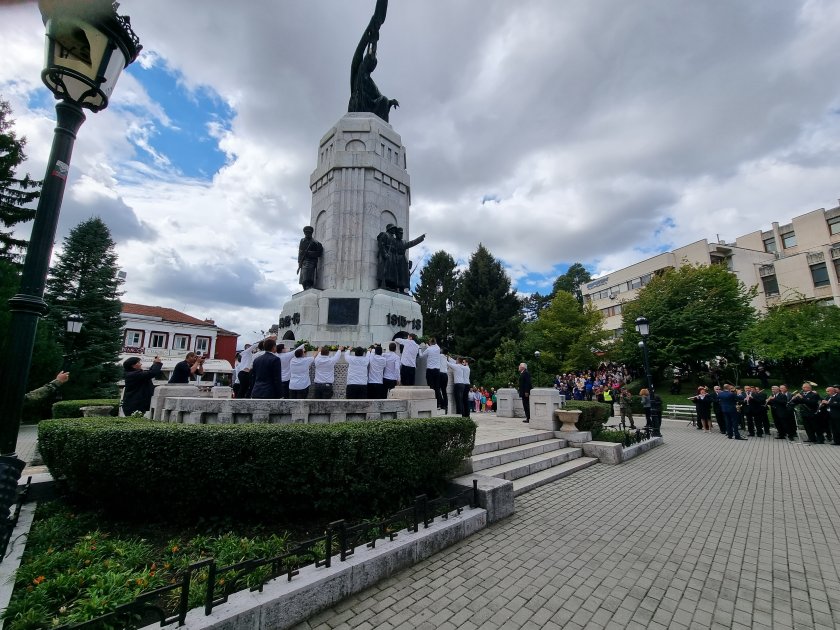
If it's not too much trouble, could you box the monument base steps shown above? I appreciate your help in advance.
[461,431,598,498]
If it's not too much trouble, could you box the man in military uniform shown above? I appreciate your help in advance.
[24,371,69,402]
[297,226,323,290]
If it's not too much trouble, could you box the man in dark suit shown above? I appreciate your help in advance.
[518,362,532,423]
[790,383,822,443]
[746,385,769,437]
[768,385,792,440]
[250,339,283,399]
[823,385,840,446]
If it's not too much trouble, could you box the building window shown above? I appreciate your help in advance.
[761,275,779,296]
[781,232,797,249]
[195,336,211,355]
[834,259,840,282]
[173,334,189,350]
[810,262,830,288]
[124,330,143,347]
[629,277,642,290]
[762,237,777,254]
[640,274,652,287]
[828,216,840,236]
[149,332,168,349]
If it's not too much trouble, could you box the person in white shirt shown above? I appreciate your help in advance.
[345,347,371,399]
[395,334,420,385]
[313,346,343,399]
[419,337,442,408]
[447,355,465,416]
[277,343,305,398]
[289,347,316,399]
[383,342,400,394]
[460,358,472,418]
[367,345,387,399]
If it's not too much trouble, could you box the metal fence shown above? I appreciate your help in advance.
[55,481,479,629]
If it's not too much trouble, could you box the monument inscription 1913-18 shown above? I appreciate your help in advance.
[277,0,425,347]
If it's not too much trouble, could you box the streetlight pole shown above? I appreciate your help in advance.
[635,316,662,437]
[0,0,140,555]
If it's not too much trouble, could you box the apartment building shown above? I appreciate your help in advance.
[581,201,840,337]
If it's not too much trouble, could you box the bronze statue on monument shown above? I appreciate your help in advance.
[348,0,399,123]
[297,226,323,290]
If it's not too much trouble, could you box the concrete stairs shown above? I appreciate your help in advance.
[468,431,597,497]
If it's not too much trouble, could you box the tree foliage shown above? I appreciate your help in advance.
[451,244,521,381]
[0,98,40,262]
[552,262,592,304]
[414,250,458,350]
[45,218,124,398]
[617,263,757,378]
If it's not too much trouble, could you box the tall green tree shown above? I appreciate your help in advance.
[552,262,592,304]
[451,244,522,382]
[0,98,41,262]
[45,218,124,398]
[414,250,459,350]
[617,263,757,380]
[740,302,840,384]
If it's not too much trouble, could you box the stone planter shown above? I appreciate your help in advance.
[79,405,115,417]
[555,409,581,432]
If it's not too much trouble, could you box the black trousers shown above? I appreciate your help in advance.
[313,383,333,399]
[802,413,821,443]
[237,371,251,399]
[426,368,441,407]
[522,392,531,420]
[713,405,725,433]
[453,383,464,415]
[746,412,765,436]
[290,387,309,399]
[400,365,416,386]
[438,372,449,412]
[830,414,840,445]
[817,410,832,442]
[280,380,290,399]
[368,382,386,399]
[383,378,397,394]
[771,409,789,438]
[462,385,471,417]
[346,384,368,399]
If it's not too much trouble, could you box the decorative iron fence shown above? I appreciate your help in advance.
[53,481,479,629]
[1,476,32,560]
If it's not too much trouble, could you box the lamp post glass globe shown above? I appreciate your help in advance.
[634,316,650,337]
[66,313,84,334]
[534,351,540,358]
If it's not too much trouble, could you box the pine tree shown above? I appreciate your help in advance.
[451,244,522,382]
[45,218,124,398]
[414,251,459,351]
[0,98,40,262]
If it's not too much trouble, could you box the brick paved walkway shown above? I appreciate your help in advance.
[294,423,840,630]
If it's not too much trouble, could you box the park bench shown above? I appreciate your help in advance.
[666,403,697,425]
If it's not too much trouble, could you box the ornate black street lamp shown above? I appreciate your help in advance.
[635,316,661,437]
[0,0,140,554]
[62,313,84,371]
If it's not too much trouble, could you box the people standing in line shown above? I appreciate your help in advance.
[122,356,163,416]
[169,352,205,384]
[313,346,342,399]
[717,384,746,440]
[419,337,441,405]
[250,339,283,399]
[367,345,387,399]
[790,383,822,443]
[395,334,420,385]
[447,355,465,416]
[278,343,304,399]
[822,385,840,446]
[383,342,400,394]
[689,386,712,432]
[619,387,636,430]
[345,347,370,399]
[518,362,532,423]
[288,347,316,399]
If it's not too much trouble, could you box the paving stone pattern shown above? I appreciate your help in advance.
[293,423,840,630]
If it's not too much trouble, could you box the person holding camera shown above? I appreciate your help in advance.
[169,352,205,384]
[122,356,163,416]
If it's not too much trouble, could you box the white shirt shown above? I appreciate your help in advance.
[279,345,304,382]
[463,363,471,385]
[238,344,258,372]
[447,357,466,385]
[345,350,371,386]
[367,352,387,384]
[314,352,341,384]
[419,343,442,370]
[289,355,314,390]
[396,337,419,367]
[383,352,400,381]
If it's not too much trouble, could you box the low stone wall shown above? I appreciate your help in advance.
[158,386,438,424]
[582,436,664,464]
[495,388,525,418]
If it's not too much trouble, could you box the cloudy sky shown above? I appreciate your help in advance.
[1,0,839,341]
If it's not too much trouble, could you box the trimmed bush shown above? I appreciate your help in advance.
[51,399,119,419]
[564,401,610,436]
[38,417,476,520]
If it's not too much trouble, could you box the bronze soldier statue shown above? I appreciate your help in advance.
[394,226,424,294]
[348,0,399,122]
[297,226,323,290]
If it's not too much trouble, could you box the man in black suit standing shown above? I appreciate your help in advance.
[823,385,840,445]
[250,338,283,399]
[518,362,532,423]
[790,383,822,443]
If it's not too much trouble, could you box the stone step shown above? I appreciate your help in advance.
[470,438,568,472]
[512,457,599,496]
[479,447,583,481]
[472,430,557,456]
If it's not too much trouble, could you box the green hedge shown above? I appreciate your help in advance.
[38,417,476,520]
[564,401,611,436]
[51,399,119,419]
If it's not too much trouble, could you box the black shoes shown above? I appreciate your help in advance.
[735,436,747,440]
[522,419,529,423]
